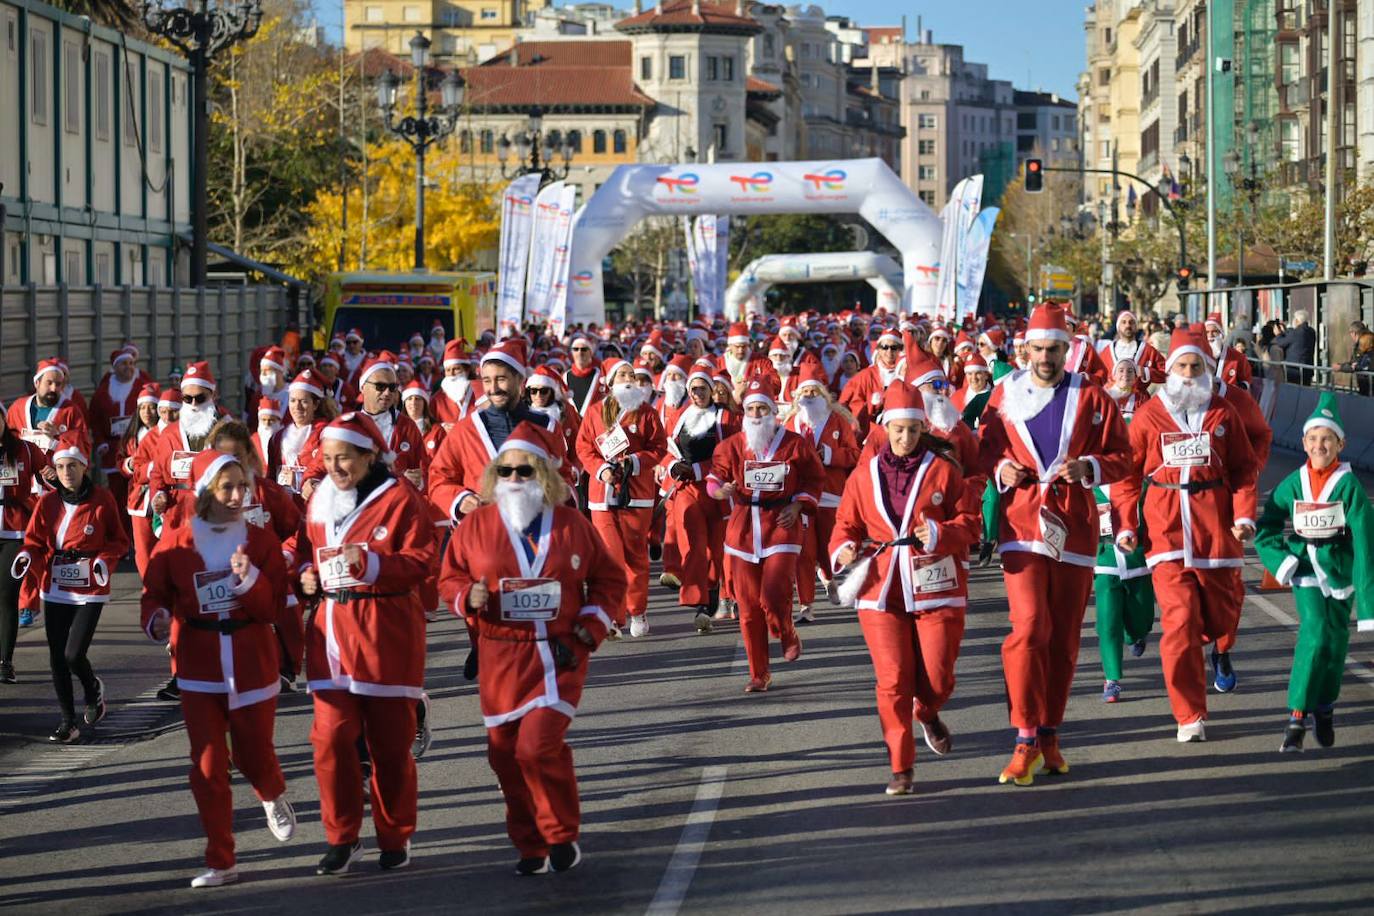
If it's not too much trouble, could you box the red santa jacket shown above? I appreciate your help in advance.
[164,473,300,546]
[1097,337,1165,386]
[0,438,47,539]
[438,503,628,727]
[297,472,438,697]
[978,371,1132,567]
[432,381,482,427]
[1066,336,1109,386]
[427,409,564,523]
[89,371,152,471]
[839,362,903,438]
[1217,346,1254,388]
[830,447,981,612]
[147,420,208,497]
[658,402,741,488]
[708,426,826,562]
[268,419,326,494]
[5,396,90,456]
[140,519,286,708]
[563,365,605,418]
[1110,391,1259,568]
[574,401,667,512]
[785,408,860,510]
[124,426,162,516]
[17,485,129,606]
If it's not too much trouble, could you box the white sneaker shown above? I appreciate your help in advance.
[423,607,444,623]
[794,605,815,623]
[190,866,239,888]
[1176,718,1207,743]
[824,578,840,605]
[629,615,651,638]
[659,572,682,589]
[713,599,736,620]
[263,796,296,842]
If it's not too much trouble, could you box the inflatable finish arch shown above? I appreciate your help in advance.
[567,158,941,325]
[725,251,903,320]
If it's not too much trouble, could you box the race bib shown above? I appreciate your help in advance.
[170,451,195,480]
[1039,507,1068,560]
[53,557,91,589]
[21,429,53,451]
[1293,500,1346,539]
[317,544,367,590]
[194,568,239,618]
[1160,432,1211,469]
[109,416,133,438]
[0,462,18,487]
[277,465,304,490]
[498,577,562,621]
[242,503,268,528]
[597,424,630,460]
[911,554,958,594]
[1097,502,1114,539]
[743,460,787,492]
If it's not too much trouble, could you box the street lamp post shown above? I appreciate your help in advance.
[142,0,263,287]
[496,106,575,187]
[378,33,464,272]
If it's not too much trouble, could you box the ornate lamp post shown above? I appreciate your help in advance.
[496,105,574,185]
[142,0,263,286]
[378,32,463,271]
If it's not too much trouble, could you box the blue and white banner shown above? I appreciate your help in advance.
[524,181,566,322]
[956,206,999,320]
[496,173,542,334]
[934,175,983,321]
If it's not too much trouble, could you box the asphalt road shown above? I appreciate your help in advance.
[1,448,1373,915]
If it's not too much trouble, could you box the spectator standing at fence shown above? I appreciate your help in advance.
[1273,310,1317,385]
[1338,332,1374,396]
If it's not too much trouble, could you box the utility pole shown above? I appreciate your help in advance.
[1323,4,1338,280]
[1206,0,1217,290]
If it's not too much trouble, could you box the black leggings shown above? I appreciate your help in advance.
[44,600,103,719]
[0,539,22,664]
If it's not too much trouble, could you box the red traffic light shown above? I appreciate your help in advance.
[1025,158,1044,193]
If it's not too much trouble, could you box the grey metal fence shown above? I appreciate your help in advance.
[0,285,295,415]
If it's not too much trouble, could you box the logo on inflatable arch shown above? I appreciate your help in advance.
[655,172,701,203]
[802,167,849,200]
[572,270,596,289]
[728,171,774,197]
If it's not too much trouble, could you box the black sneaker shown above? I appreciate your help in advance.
[83,677,107,726]
[413,693,432,759]
[1280,720,1305,753]
[1211,649,1236,693]
[463,648,479,682]
[50,719,81,743]
[515,856,549,877]
[649,542,663,562]
[977,541,996,568]
[279,674,296,693]
[549,841,581,873]
[379,842,411,871]
[316,840,363,876]
[1314,709,1335,748]
[0,661,15,684]
[1130,636,1147,658]
[156,678,181,701]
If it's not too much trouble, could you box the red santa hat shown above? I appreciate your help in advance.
[137,383,161,407]
[158,388,182,410]
[1164,328,1210,372]
[961,352,991,375]
[345,327,364,344]
[318,353,340,370]
[640,330,668,359]
[686,320,711,343]
[1025,304,1071,345]
[408,331,425,347]
[927,323,951,341]
[632,357,655,380]
[190,450,238,497]
[259,347,287,376]
[525,366,564,400]
[1116,309,1137,327]
[322,412,393,462]
[1204,312,1224,332]
[727,322,751,346]
[481,340,527,377]
[877,327,903,346]
[601,356,632,382]
[51,432,90,467]
[289,369,325,400]
[442,339,473,368]
[767,336,789,357]
[741,375,780,411]
[904,349,947,389]
[33,358,65,387]
[953,331,976,354]
[397,381,425,404]
[256,396,283,419]
[496,420,562,466]
[182,361,217,391]
[357,356,397,388]
[110,348,135,368]
[662,355,693,378]
[296,352,317,369]
[979,328,1006,350]
[880,380,926,423]
[794,357,831,392]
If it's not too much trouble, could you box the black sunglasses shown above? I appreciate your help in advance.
[877,344,903,352]
[182,393,210,405]
[571,345,592,353]
[368,382,399,393]
[495,464,536,479]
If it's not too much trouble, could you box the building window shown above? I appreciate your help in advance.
[95,252,111,286]
[669,55,685,80]
[365,6,383,21]
[593,129,606,153]
[640,56,651,80]
[480,8,497,20]
[705,55,717,81]
[149,70,163,153]
[763,33,774,58]
[1099,139,1110,158]
[480,129,493,153]
[917,113,936,129]
[64,250,82,285]
[612,129,626,153]
[1279,43,1299,85]
[712,122,727,153]
[1098,68,1110,86]
[403,5,420,21]
[919,89,930,100]
[722,56,733,81]
[1280,119,1300,161]
[5,12,14,52]
[94,51,110,141]
[30,29,47,126]
[546,129,561,149]
[459,129,471,152]
[566,129,581,153]
[918,190,935,205]
[918,165,936,180]
[63,40,80,134]
[918,139,935,155]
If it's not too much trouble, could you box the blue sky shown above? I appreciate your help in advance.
[312,1,1084,100]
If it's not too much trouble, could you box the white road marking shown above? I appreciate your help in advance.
[1245,592,1374,687]
[645,765,729,916]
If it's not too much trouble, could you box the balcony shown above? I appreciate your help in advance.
[1280,78,1310,110]
[1176,39,1199,70]
[1174,122,1189,144]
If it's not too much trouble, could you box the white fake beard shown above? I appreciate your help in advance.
[772,360,792,378]
[258,421,279,442]
[495,479,546,532]
[259,373,280,395]
[1161,372,1214,413]
[998,373,1057,423]
[180,401,217,439]
[531,403,562,424]
[743,414,778,456]
[1210,337,1224,359]
[925,392,960,432]
[613,382,650,412]
[724,352,749,381]
[309,477,359,526]
[441,374,470,405]
[663,379,687,408]
[821,355,840,378]
[680,404,718,438]
[795,394,830,430]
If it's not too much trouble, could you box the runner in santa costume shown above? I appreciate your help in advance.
[271,369,331,500]
[562,332,605,423]
[401,380,446,478]
[525,367,582,478]
[840,327,906,438]
[432,339,481,427]
[977,303,1132,784]
[346,356,425,493]
[439,422,627,875]
[89,348,150,525]
[1063,312,1109,386]
[140,450,295,888]
[1204,313,1253,389]
[708,375,825,692]
[952,354,1000,566]
[1110,329,1259,742]
[117,384,162,577]
[0,405,49,683]
[1255,394,1373,752]
[785,359,860,622]
[251,397,283,472]
[148,362,224,517]
[574,358,667,638]
[296,412,439,875]
[1096,311,1165,386]
[6,358,91,460]
[831,380,981,794]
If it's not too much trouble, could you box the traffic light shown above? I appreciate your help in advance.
[1027,290,1038,304]
[1025,158,1044,193]
[1176,265,1194,289]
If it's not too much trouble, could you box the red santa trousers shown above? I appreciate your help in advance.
[106,475,132,542]
[859,606,965,772]
[671,490,724,607]
[180,691,285,870]
[795,508,838,607]
[728,553,799,681]
[131,515,156,579]
[1001,552,1093,730]
[591,507,652,617]
[275,603,304,678]
[1152,561,1243,724]
[310,690,417,851]
[486,706,580,857]
[1212,566,1244,654]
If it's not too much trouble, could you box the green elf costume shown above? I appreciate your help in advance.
[1255,392,1373,752]
[954,354,999,566]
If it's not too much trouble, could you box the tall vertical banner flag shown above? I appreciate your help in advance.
[683,216,699,313]
[934,175,984,322]
[956,206,999,319]
[524,181,565,322]
[547,201,585,335]
[496,173,542,334]
[709,216,729,320]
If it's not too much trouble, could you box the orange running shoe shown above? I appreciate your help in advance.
[1039,734,1069,775]
[998,741,1043,786]
[744,674,772,693]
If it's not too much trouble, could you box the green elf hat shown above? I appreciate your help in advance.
[1302,391,1345,442]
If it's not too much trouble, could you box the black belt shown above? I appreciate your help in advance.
[747,495,791,509]
[1146,476,1223,494]
[325,588,409,603]
[52,549,97,564]
[1295,531,1349,545]
[185,617,255,634]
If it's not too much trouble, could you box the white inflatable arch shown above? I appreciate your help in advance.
[567,158,941,325]
[726,251,903,320]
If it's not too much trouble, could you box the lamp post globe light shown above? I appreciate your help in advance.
[142,0,263,286]
[497,105,575,186]
[378,32,464,272]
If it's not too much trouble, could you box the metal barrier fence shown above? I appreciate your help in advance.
[0,285,297,415]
